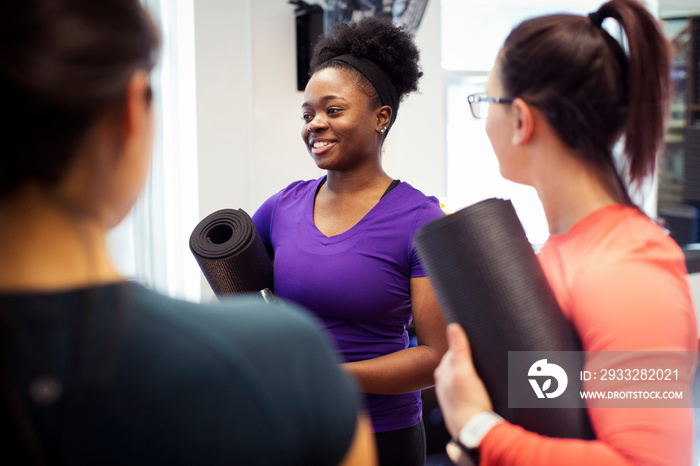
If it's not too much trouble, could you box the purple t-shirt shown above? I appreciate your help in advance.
[253,177,444,432]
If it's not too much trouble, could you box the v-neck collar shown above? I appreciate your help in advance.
[307,176,403,244]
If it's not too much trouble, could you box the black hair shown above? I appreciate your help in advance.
[309,16,422,108]
[0,0,160,198]
[499,0,670,196]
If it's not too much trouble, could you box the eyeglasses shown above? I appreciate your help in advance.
[467,93,514,119]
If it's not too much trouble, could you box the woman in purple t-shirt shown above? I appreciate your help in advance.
[253,17,447,466]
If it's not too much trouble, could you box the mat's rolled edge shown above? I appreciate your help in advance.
[190,208,273,296]
[190,208,256,258]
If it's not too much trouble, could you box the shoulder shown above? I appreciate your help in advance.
[128,283,335,357]
[256,178,323,208]
[276,177,324,201]
[403,183,445,237]
[394,181,439,203]
[391,182,445,224]
[254,177,324,227]
[121,284,352,401]
[576,206,686,280]
[541,205,686,279]
[109,284,359,462]
[558,207,695,351]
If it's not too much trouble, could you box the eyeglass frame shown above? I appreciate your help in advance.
[467,93,514,119]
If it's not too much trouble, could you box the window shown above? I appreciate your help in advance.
[107,0,200,301]
[442,0,628,245]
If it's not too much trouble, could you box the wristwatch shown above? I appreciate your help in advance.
[456,411,504,455]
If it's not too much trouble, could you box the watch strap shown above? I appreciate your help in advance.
[458,411,504,449]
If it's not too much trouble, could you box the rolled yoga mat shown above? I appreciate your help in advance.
[414,198,595,440]
[190,208,273,297]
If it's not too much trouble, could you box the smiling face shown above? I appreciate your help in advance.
[301,67,384,172]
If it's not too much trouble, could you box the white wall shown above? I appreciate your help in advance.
[388,0,445,198]
[194,0,445,301]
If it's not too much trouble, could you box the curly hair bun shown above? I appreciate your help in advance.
[310,16,422,101]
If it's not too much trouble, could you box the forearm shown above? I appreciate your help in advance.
[479,422,631,466]
[478,413,694,466]
[342,344,443,395]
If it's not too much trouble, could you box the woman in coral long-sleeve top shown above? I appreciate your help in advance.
[433,1,698,465]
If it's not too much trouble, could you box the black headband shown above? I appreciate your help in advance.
[588,11,604,28]
[331,54,399,128]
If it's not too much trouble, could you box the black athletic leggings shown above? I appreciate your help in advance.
[374,420,426,466]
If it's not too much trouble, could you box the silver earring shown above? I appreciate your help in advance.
[380,127,386,134]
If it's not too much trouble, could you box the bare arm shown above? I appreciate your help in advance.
[343,276,448,394]
[338,413,378,466]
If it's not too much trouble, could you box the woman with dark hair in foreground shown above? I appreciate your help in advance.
[0,1,375,464]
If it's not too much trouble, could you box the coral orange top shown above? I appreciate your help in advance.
[480,204,697,465]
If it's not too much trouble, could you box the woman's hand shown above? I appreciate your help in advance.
[434,323,494,438]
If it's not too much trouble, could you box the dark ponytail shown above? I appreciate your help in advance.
[0,0,160,197]
[499,0,670,194]
[596,0,671,187]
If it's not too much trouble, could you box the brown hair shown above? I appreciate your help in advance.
[0,0,160,197]
[498,0,670,195]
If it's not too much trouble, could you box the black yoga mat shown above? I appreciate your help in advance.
[414,198,594,440]
[190,208,273,297]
